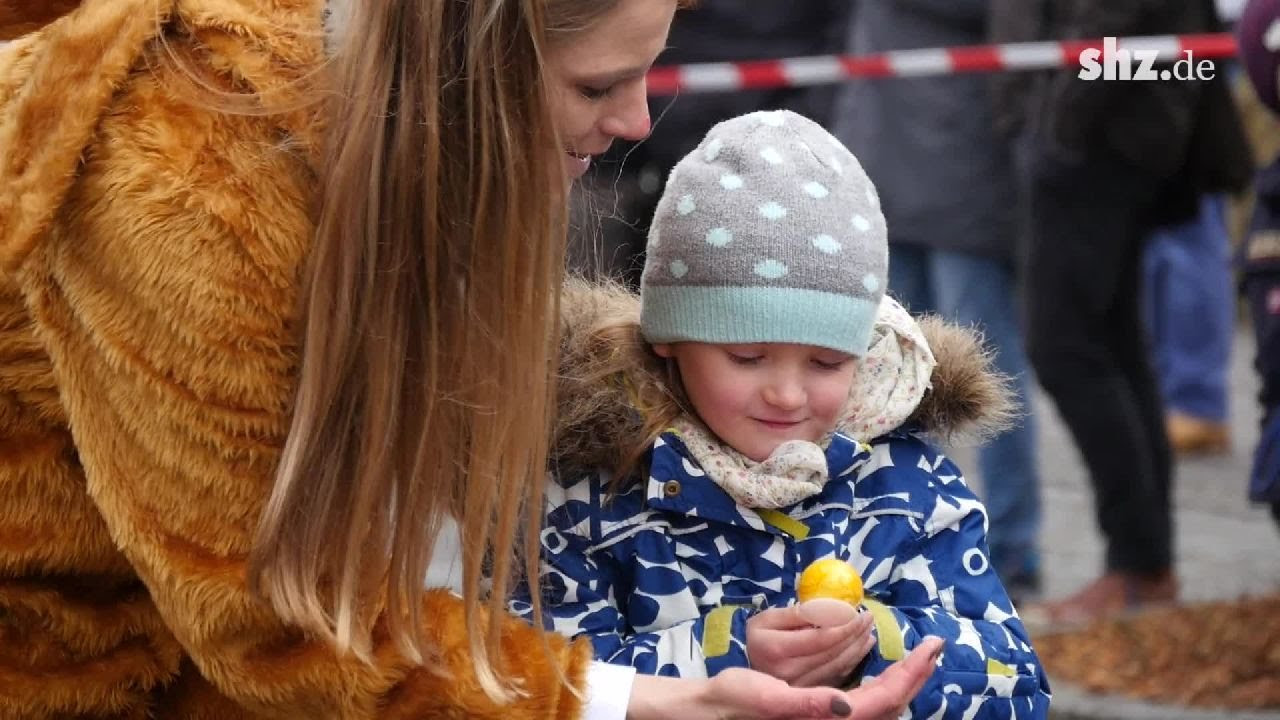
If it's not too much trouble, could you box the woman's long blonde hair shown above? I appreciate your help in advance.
[248,0,624,697]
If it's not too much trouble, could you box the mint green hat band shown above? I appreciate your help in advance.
[641,286,878,356]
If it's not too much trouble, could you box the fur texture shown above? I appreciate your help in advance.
[0,1,82,41]
[552,278,1017,477]
[0,1,589,717]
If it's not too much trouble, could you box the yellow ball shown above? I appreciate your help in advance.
[797,557,864,605]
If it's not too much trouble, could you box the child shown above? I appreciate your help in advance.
[515,111,1051,718]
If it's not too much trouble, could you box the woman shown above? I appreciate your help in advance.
[0,1,940,718]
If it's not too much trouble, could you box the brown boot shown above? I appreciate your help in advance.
[1166,412,1231,456]
[1021,570,1178,632]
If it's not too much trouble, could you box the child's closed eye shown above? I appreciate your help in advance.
[811,354,853,371]
[723,345,765,365]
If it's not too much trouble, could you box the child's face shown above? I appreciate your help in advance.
[653,342,857,463]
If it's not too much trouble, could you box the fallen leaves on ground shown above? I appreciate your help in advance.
[1033,592,1280,709]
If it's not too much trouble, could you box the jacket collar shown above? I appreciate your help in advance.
[643,431,871,536]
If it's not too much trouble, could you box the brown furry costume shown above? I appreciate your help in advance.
[0,2,1012,717]
[0,1,81,41]
[0,1,594,717]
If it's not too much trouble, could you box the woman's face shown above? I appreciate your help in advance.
[545,0,678,180]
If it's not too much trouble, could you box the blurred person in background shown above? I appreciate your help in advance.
[833,0,1044,604]
[1144,0,1245,458]
[1144,193,1236,456]
[991,0,1252,627]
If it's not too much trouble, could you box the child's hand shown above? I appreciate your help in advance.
[746,605,877,687]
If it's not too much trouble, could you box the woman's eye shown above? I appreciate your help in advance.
[578,84,613,101]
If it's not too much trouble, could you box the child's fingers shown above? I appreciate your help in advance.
[791,628,876,688]
[858,629,877,659]
[786,629,866,686]
[750,604,828,631]
[773,612,873,657]
[753,613,873,676]
[797,598,860,627]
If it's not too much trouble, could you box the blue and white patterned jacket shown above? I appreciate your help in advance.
[511,427,1051,720]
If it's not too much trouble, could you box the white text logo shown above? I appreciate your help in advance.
[1078,37,1215,81]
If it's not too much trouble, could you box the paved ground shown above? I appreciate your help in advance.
[952,327,1280,717]
[975,327,1280,604]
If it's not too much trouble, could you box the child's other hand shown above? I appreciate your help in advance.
[745,605,877,687]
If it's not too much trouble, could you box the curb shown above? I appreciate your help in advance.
[1050,683,1280,720]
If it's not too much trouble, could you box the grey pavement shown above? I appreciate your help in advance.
[952,327,1280,719]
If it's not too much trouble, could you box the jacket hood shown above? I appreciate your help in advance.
[552,277,1016,475]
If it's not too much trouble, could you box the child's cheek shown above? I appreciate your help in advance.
[819,369,859,425]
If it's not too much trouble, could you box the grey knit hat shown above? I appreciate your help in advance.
[640,110,888,356]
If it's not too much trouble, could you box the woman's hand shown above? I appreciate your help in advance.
[626,635,944,720]
[746,605,876,687]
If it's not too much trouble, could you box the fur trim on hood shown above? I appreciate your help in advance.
[552,277,1016,476]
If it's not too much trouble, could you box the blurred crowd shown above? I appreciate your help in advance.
[568,0,1280,628]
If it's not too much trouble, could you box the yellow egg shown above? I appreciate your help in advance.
[797,557,864,606]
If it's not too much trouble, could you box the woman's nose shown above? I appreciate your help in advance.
[599,83,651,141]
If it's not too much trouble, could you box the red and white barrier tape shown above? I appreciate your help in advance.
[646,32,1239,95]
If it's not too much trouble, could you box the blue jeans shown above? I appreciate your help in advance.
[889,245,1041,578]
[1143,194,1232,422]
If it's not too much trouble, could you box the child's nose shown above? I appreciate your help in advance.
[762,377,806,410]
